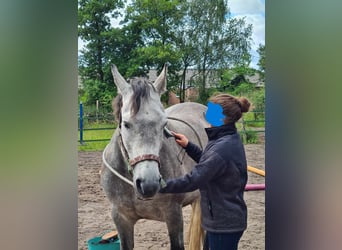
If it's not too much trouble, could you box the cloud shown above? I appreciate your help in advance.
[229,0,265,15]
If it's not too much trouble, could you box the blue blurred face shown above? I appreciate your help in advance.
[205,102,225,126]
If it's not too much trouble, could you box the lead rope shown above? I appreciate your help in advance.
[117,132,134,173]
[102,143,134,186]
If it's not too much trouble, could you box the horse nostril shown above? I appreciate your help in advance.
[136,178,144,195]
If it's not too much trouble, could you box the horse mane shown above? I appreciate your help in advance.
[113,77,153,123]
[113,94,122,123]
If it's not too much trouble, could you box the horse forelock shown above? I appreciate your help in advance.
[112,77,153,122]
[130,78,152,116]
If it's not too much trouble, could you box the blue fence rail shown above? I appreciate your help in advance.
[78,102,265,144]
[79,102,84,144]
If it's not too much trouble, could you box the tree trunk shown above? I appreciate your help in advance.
[95,21,104,82]
[181,67,187,102]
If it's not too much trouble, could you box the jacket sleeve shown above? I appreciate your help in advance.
[159,150,225,193]
[184,141,203,163]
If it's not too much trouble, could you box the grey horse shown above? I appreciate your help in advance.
[101,64,209,250]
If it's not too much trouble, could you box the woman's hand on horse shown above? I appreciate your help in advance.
[171,132,189,148]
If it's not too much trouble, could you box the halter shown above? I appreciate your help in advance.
[118,131,161,171]
[101,127,162,188]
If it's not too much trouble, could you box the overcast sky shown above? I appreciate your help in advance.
[78,0,265,69]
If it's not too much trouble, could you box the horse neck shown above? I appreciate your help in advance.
[158,140,178,176]
[159,121,191,179]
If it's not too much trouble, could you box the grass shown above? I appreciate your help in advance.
[237,111,265,144]
[78,122,116,151]
[240,130,259,144]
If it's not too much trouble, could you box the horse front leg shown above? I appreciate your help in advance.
[111,207,135,250]
[165,205,185,250]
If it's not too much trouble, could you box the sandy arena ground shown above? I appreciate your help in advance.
[78,139,265,250]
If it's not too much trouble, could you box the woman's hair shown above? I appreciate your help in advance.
[209,93,251,124]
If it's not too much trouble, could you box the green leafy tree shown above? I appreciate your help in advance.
[78,0,254,108]
[78,0,123,110]
[78,0,123,81]
[257,43,265,81]
[184,0,253,103]
[164,0,195,102]
[103,23,145,79]
[218,66,255,96]
[122,0,184,75]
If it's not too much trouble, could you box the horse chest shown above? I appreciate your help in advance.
[114,198,164,221]
[134,201,164,220]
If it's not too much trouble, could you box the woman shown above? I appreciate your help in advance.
[159,93,251,250]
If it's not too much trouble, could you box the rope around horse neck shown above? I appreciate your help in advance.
[102,143,134,186]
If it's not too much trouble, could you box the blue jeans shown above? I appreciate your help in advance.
[207,231,244,250]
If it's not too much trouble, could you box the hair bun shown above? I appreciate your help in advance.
[238,97,251,113]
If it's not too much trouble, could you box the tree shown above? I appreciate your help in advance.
[122,0,184,76]
[257,44,265,81]
[173,1,200,102]
[218,65,256,95]
[78,0,254,108]
[185,0,253,103]
[78,0,123,109]
[78,0,123,81]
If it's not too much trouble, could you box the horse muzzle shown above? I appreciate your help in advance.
[132,159,161,198]
[135,177,160,198]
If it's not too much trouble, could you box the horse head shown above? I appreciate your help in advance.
[111,64,168,198]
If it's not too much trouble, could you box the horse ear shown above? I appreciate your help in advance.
[111,64,129,95]
[153,63,168,95]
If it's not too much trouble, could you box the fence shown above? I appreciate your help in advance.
[78,102,116,144]
[78,102,265,144]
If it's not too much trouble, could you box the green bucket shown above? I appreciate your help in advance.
[87,236,121,250]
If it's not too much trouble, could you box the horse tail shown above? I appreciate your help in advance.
[188,198,205,250]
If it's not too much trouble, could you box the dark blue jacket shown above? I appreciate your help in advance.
[160,123,248,233]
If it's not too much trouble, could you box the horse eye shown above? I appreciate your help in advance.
[123,121,131,129]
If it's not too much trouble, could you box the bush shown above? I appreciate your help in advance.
[80,79,117,113]
[247,87,265,120]
[240,130,258,144]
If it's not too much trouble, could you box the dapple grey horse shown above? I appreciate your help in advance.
[101,64,209,250]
